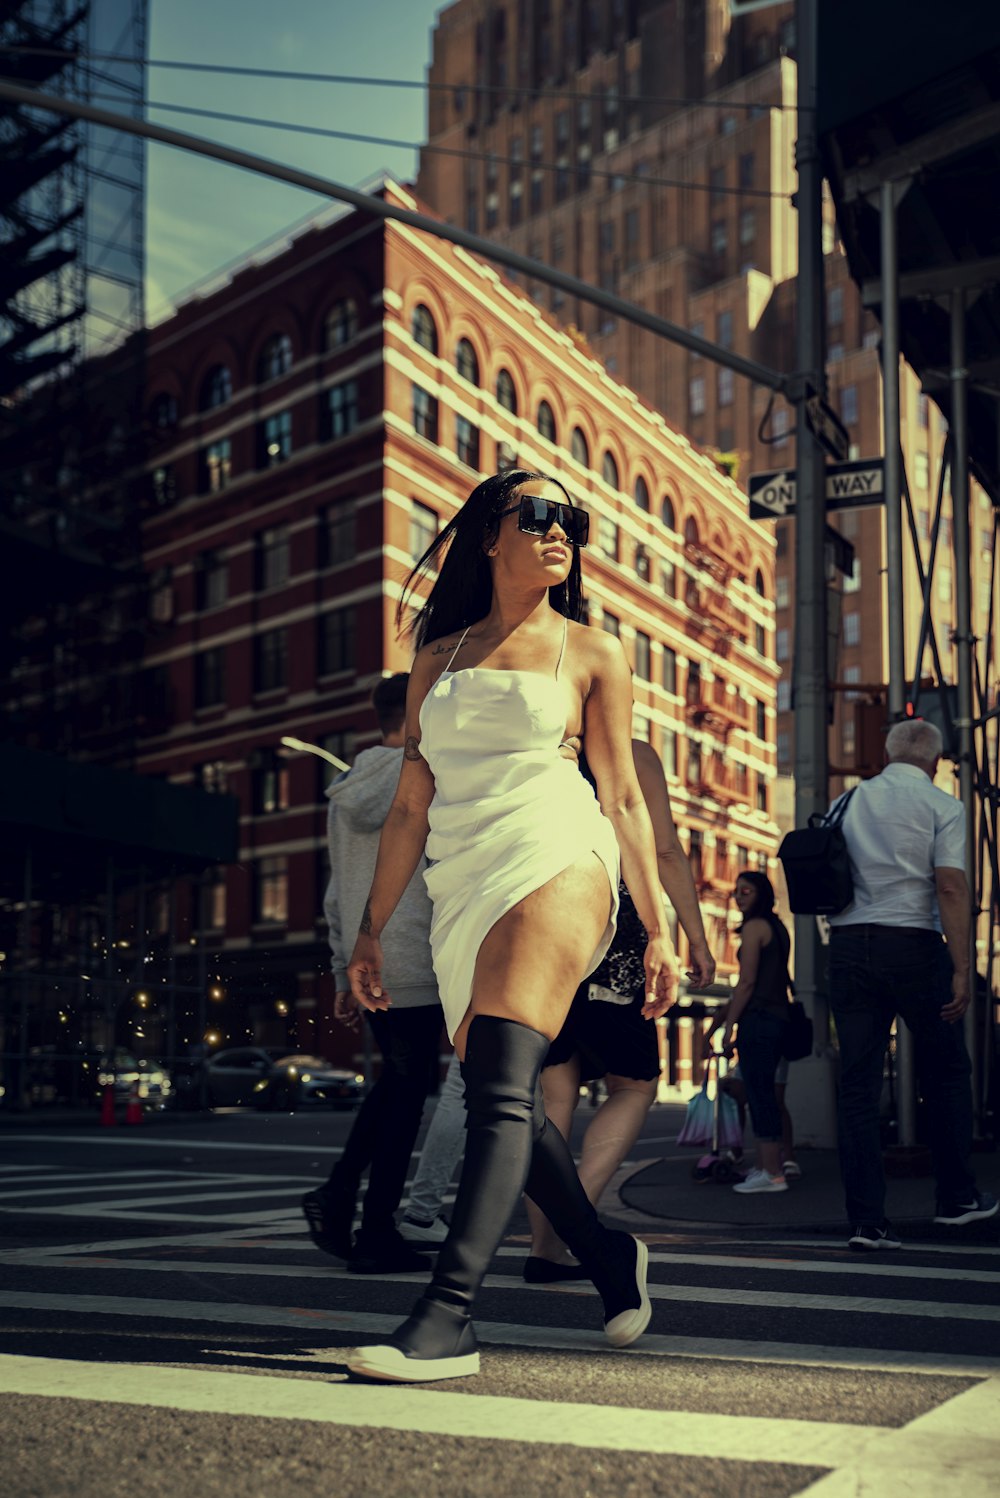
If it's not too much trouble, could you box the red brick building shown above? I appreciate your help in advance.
[135,178,776,1059]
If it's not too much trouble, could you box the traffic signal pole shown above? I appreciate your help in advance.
[790,0,836,1144]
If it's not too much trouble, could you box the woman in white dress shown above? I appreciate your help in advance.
[345,469,678,1382]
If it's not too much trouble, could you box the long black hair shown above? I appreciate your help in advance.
[397,469,585,649]
[735,869,789,942]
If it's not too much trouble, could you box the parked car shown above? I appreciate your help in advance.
[97,1049,172,1106]
[202,1047,363,1111]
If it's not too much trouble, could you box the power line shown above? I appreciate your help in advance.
[0,45,802,112]
[87,92,789,203]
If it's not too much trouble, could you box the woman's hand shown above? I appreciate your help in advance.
[346,933,391,1013]
[721,1026,737,1059]
[334,989,361,1032]
[687,940,716,990]
[640,934,680,1020]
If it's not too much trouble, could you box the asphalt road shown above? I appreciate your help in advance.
[1,1100,998,1498]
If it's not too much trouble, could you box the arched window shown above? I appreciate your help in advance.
[571,426,590,467]
[496,368,517,414]
[601,451,619,489]
[634,476,650,512]
[455,337,479,385]
[149,392,177,431]
[412,303,438,355]
[755,567,766,597]
[661,494,676,531]
[257,332,292,382]
[199,364,232,411]
[537,400,556,442]
[636,544,651,583]
[324,297,358,349]
[684,515,700,545]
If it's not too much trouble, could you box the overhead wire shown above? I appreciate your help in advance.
[0,45,804,112]
[85,91,790,202]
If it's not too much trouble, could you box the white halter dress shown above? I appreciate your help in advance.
[418,618,620,1041]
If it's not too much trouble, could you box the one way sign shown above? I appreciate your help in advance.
[748,457,885,521]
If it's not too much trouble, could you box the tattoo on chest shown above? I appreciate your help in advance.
[404,736,424,762]
[359,898,373,936]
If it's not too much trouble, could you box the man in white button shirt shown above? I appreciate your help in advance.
[827,719,997,1250]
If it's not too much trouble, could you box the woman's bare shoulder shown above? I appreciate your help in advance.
[566,618,624,671]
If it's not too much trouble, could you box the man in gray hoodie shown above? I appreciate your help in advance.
[302,673,445,1274]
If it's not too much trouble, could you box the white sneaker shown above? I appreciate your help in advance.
[732,1168,788,1194]
[399,1214,450,1244]
[783,1160,802,1179]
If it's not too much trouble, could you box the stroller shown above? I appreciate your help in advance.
[677,1050,744,1183]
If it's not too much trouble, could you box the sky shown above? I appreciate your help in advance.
[144,0,446,323]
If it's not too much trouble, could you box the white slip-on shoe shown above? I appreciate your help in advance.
[345,1343,480,1382]
[604,1236,651,1348]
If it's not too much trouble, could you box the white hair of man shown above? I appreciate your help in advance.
[885,717,943,766]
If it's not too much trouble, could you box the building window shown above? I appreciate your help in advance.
[776,575,790,609]
[323,379,359,440]
[602,611,620,637]
[537,400,556,442]
[258,410,292,467]
[776,627,790,662]
[635,545,651,583]
[772,407,789,447]
[717,310,733,350]
[254,855,288,924]
[625,207,640,267]
[320,505,355,567]
[755,699,767,739]
[711,220,727,254]
[739,151,754,188]
[199,364,232,410]
[150,463,177,507]
[198,760,227,793]
[411,304,438,355]
[777,731,790,765]
[843,611,861,646]
[718,368,734,407]
[496,368,517,413]
[841,385,858,426]
[601,451,619,490]
[324,296,358,348]
[410,500,438,564]
[206,869,227,931]
[196,550,228,611]
[254,752,290,813]
[412,384,439,443]
[195,647,225,708]
[633,476,650,512]
[661,494,676,531]
[662,646,677,694]
[257,332,292,382]
[456,415,481,470]
[597,515,619,561]
[777,680,791,712]
[571,427,590,467]
[915,450,930,489]
[843,664,861,702]
[254,627,288,693]
[756,780,769,815]
[755,621,767,654]
[256,526,289,590]
[661,561,676,598]
[827,286,844,327]
[150,391,178,430]
[938,567,952,604]
[661,729,677,779]
[497,441,518,472]
[199,438,232,494]
[689,377,706,417]
[634,631,651,680]
[455,337,479,384]
[319,607,356,674]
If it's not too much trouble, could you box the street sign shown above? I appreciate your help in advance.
[805,395,851,462]
[825,524,855,580]
[748,457,885,521]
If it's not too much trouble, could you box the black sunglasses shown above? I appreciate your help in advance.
[499,495,590,547]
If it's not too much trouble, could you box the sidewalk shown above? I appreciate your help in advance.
[621,1135,1000,1238]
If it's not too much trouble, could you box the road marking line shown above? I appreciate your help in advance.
[751,1236,1000,1259]
[0,1135,342,1156]
[0,1352,887,1465]
[0,1223,308,1262]
[2,1291,996,1379]
[492,1246,1000,1286]
[0,1205,300,1225]
[0,1177,236,1202]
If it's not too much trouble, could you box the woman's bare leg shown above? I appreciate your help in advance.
[526,1056,581,1261]
[577,1074,658,1205]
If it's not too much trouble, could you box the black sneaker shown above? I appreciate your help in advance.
[933,1190,999,1226]
[348,1227,434,1275]
[848,1220,902,1252]
[301,1186,355,1259]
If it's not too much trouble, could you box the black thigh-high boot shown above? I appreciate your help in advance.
[524,1094,651,1347]
[346,1014,548,1383]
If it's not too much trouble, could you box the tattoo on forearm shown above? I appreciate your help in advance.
[359,898,374,936]
[404,735,424,762]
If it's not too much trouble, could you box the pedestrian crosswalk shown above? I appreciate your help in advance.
[2,1152,999,1497]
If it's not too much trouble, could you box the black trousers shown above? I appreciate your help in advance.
[330,1004,444,1237]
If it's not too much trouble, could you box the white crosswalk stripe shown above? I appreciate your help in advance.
[3,1156,1000,1497]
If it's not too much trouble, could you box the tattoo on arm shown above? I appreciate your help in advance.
[359,898,374,936]
[404,735,424,762]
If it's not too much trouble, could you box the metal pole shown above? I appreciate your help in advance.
[879,178,917,1147]
[950,289,980,1113]
[791,0,834,1144]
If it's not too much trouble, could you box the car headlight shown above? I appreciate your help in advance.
[300,1073,312,1083]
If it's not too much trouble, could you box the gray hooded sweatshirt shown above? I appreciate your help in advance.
[324,744,439,1008]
